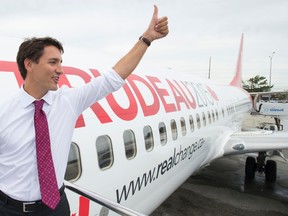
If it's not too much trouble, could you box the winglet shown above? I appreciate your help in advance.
[230,34,244,87]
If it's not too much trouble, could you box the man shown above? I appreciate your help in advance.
[0,5,168,216]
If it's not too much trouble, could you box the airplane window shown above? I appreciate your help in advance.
[207,111,211,124]
[96,135,114,170]
[212,110,215,122]
[143,125,154,152]
[202,112,206,127]
[180,117,186,136]
[65,142,82,182]
[196,114,201,129]
[215,109,219,120]
[189,115,194,132]
[170,119,178,141]
[123,130,137,160]
[159,122,167,145]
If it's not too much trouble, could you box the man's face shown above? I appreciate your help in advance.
[27,45,63,95]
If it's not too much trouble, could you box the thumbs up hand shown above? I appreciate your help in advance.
[143,5,169,42]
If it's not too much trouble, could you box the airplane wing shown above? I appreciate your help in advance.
[223,130,288,156]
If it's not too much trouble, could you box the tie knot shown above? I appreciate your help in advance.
[34,99,45,111]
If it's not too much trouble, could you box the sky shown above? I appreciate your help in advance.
[0,0,287,90]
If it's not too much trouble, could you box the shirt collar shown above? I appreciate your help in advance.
[20,85,54,108]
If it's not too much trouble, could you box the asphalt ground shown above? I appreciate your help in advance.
[152,152,288,216]
[152,115,288,216]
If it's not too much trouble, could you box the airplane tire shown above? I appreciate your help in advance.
[265,160,277,182]
[245,157,256,180]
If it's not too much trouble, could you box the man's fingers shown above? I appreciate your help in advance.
[156,17,168,27]
[158,16,168,23]
[155,17,168,31]
[159,27,169,36]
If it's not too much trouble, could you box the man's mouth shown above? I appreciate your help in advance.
[53,76,60,84]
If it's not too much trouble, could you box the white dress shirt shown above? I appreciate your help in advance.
[0,68,125,201]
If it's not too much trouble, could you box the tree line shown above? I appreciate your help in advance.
[242,75,273,92]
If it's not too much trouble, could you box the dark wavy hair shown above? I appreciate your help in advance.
[16,37,64,80]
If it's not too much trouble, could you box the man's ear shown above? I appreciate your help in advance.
[24,59,33,73]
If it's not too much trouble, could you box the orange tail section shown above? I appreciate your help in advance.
[230,34,244,87]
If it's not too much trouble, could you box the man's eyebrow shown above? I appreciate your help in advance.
[49,58,63,63]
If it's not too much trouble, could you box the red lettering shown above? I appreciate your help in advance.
[63,67,113,125]
[106,84,138,121]
[147,76,176,113]
[193,83,208,107]
[167,79,189,111]
[90,102,113,123]
[58,73,72,87]
[63,66,92,83]
[0,61,23,87]
[127,74,160,116]
[79,196,90,216]
[179,81,197,109]
[89,69,101,78]
[206,85,219,101]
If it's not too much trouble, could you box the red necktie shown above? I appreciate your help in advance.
[34,99,60,209]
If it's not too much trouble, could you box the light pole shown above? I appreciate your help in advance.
[269,52,275,87]
[208,56,211,79]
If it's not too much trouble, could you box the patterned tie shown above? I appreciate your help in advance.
[34,99,60,209]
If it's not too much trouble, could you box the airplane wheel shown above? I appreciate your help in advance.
[265,160,277,182]
[245,157,256,180]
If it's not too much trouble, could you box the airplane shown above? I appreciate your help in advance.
[1,34,288,215]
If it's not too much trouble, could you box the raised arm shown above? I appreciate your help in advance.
[113,5,169,79]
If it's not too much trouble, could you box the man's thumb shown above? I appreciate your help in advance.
[153,5,158,19]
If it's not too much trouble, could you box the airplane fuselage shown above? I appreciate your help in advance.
[0,60,252,215]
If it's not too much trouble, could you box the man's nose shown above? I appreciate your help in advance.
[56,64,64,74]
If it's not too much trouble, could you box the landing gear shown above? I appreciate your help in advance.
[265,160,277,182]
[245,152,277,182]
[245,157,256,180]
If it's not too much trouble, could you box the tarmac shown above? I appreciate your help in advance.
[152,115,288,216]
